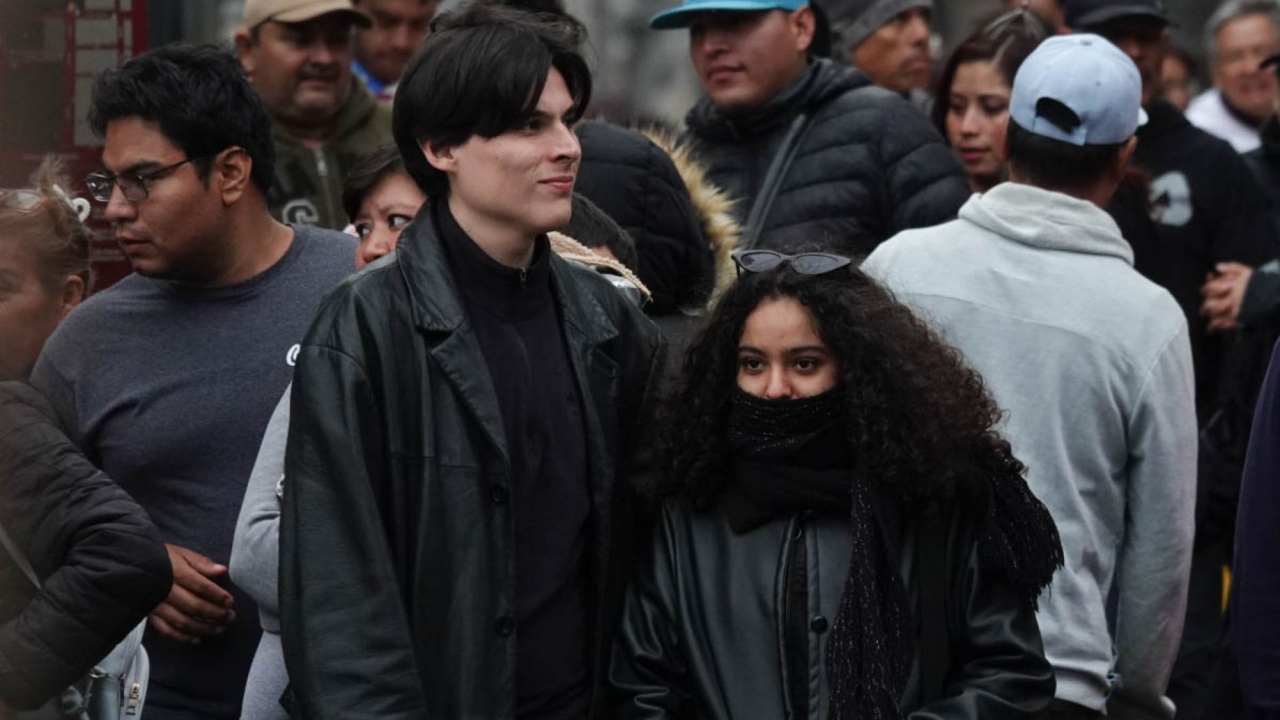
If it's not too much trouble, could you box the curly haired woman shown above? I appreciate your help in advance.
[610,251,1064,719]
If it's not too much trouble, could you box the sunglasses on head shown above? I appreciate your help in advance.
[732,249,853,277]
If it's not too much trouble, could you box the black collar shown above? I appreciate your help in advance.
[434,200,553,319]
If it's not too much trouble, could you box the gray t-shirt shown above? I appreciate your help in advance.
[29,225,356,720]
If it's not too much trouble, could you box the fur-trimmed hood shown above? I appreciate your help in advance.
[577,120,743,315]
[637,126,743,302]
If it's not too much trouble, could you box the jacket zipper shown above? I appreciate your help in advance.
[312,147,334,226]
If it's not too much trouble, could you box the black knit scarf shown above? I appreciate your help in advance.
[726,387,911,720]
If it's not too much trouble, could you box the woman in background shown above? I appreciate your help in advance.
[933,12,1047,193]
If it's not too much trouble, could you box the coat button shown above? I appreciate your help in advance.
[495,616,515,637]
[491,485,509,505]
[810,615,829,633]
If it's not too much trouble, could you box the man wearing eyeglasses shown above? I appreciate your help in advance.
[647,0,968,256]
[234,0,394,230]
[864,35,1197,720]
[29,45,356,720]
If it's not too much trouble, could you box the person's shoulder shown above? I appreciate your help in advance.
[54,274,153,330]
[554,254,634,312]
[1184,88,1221,122]
[864,218,972,270]
[0,382,56,429]
[293,224,358,257]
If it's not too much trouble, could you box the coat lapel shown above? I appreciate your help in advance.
[396,203,511,468]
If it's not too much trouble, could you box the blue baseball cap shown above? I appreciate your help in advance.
[649,0,808,30]
[1010,34,1148,146]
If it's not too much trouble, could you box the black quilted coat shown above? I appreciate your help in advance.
[685,59,971,257]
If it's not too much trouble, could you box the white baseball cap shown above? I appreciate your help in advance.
[1010,34,1148,147]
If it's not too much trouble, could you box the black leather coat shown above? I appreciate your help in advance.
[279,205,666,718]
[684,59,971,257]
[610,493,1055,719]
[0,382,171,710]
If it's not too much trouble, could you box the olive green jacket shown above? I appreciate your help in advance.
[266,79,393,230]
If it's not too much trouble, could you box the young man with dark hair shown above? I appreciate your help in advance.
[647,0,967,256]
[28,44,356,720]
[865,34,1197,720]
[279,3,665,718]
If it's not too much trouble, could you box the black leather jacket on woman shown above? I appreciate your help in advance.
[0,382,171,710]
[610,489,1056,719]
[279,204,666,719]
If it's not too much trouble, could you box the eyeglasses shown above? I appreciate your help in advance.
[732,249,853,277]
[0,189,46,212]
[84,156,204,203]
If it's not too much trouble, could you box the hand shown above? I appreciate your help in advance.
[149,544,236,644]
[1201,262,1254,332]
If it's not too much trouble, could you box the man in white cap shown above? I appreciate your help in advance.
[864,34,1197,720]
[234,0,393,229]
[647,0,968,257]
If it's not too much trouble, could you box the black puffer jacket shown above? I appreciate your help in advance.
[280,204,667,718]
[578,121,715,315]
[0,382,172,710]
[684,59,970,256]
[610,492,1056,719]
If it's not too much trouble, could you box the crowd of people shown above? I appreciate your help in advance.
[4,0,1280,718]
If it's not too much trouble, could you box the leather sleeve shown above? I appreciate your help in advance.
[909,525,1056,720]
[0,383,172,710]
[279,301,429,719]
[609,503,692,719]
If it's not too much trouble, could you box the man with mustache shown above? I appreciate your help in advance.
[647,0,968,256]
[235,0,393,229]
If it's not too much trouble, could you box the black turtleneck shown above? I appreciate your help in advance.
[436,202,592,719]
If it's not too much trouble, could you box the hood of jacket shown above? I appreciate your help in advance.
[959,183,1134,265]
[685,59,873,141]
[577,121,718,314]
[638,126,743,301]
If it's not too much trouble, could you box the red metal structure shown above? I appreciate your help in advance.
[1,0,147,290]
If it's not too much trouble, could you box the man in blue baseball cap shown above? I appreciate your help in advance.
[1066,3,1280,716]
[864,33,1198,720]
[647,0,967,257]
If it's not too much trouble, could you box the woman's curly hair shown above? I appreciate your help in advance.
[655,264,1025,510]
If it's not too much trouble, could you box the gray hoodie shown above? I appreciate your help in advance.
[863,182,1196,720]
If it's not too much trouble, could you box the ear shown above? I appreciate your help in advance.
[1117,135,1139,176]
[58,274,86,318]
[422,140,458,175]
[790,6,816,54]
[233,28,257,79]
[214,147,255,205]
